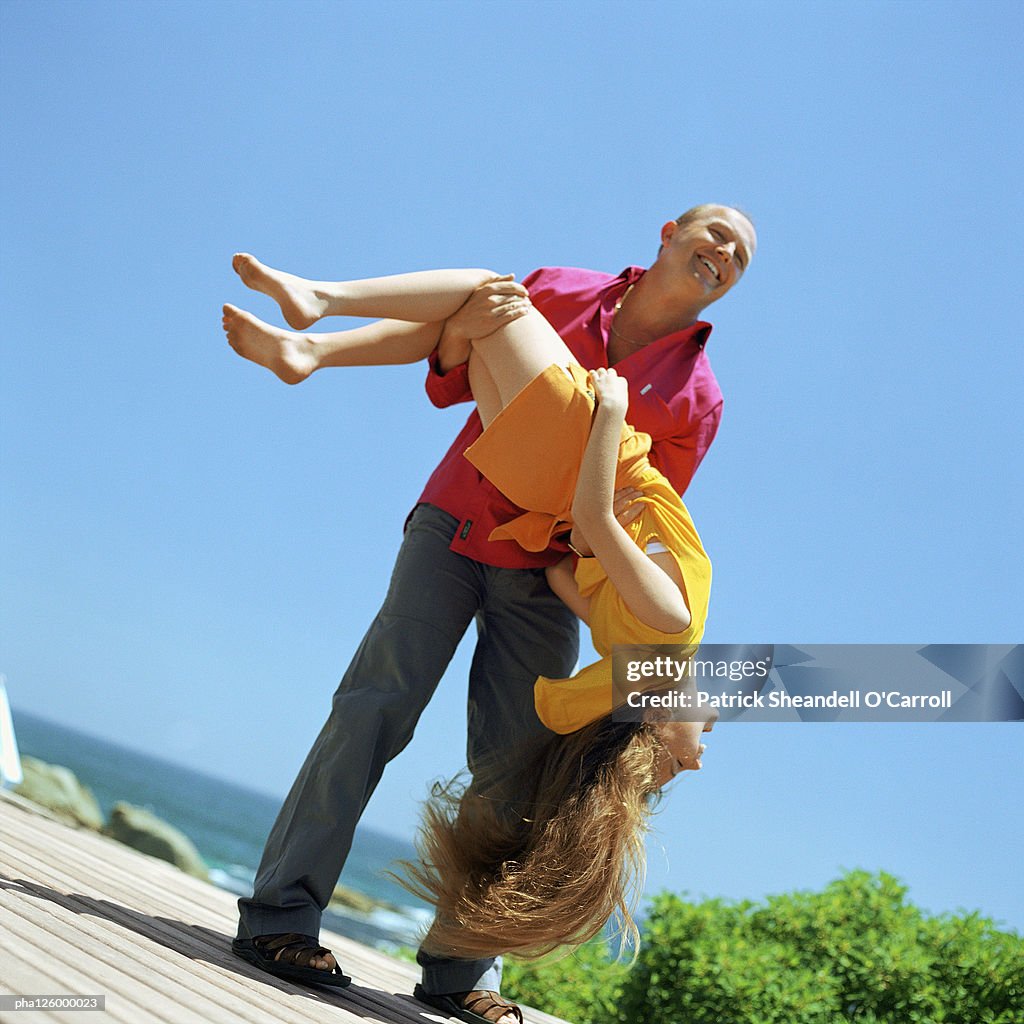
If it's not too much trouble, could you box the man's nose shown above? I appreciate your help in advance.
[716,241,736,263]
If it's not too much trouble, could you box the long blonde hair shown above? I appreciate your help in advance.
[398,719,664,960]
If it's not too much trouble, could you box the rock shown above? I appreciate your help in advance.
[14,756,104,830]
[102,802,209,880]
[329,882,383,915]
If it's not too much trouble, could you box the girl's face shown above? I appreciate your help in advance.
[654,716,716,787]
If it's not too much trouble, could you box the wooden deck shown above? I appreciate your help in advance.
[0,792,571,1024]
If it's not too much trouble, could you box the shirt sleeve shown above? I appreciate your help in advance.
[424,348,473,408]
[521,266,544,292]
[648,403,723,495]
[521,266,560,309]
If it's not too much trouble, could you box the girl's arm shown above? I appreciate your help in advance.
[571,369,691,635]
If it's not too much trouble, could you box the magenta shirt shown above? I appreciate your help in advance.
[417,265,723,569]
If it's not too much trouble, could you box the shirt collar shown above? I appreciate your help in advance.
[593,266,713,354]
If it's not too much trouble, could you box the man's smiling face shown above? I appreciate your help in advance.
[657,205,757,310]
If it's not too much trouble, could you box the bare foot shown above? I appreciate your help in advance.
[221,304,317,384]
[232,253,329,330]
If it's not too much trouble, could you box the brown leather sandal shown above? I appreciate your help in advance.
[414,983,524,1023]
[232,931,351,987]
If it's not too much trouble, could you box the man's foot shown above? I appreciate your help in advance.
[221,304,317,384]
[414,984,523,1024]
[232,253,329,330]
[258,933,337,972]
[460,991,523,1024]
[231,932,351,988]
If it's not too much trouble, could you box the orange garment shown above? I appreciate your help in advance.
[465,363,712,734]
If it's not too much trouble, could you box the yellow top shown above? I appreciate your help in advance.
[465,363,712,735]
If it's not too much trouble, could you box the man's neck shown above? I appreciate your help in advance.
[611,269,705,350]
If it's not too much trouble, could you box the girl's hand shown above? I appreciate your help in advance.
[589,366,629,416]
[448,275,532,341]
[436,276,531,371]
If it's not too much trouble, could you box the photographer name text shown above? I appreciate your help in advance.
[626,688,954,710]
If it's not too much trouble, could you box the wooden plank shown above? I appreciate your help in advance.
[0,940,123,1024]
[0,844,295,1015]
[2,799,419,984]
[1,887,263,1024]
[0,841,408,1023]
[0,912,156,1024]
[1,812,241,929]
[0,886,374,1024]
[0,794,574,1024]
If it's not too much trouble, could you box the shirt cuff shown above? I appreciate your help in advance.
[425,350,472,408]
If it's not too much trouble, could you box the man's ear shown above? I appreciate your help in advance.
[660,220,678,247]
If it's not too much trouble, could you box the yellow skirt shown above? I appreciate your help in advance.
[465,363,653,552]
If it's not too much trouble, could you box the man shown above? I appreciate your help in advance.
[229,205,756,1024]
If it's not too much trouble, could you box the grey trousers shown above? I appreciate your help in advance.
[237,503,579,994]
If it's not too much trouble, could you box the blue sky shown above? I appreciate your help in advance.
[2,0,1022,933]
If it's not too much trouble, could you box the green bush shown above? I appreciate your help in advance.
[615,892,839,1024]
[502,940,628,1024]
[499,870,1023,1024]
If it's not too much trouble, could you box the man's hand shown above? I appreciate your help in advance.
[613,487,644,529]
[436,275,532,371]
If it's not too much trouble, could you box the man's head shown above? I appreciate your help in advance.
[654,204,757,314]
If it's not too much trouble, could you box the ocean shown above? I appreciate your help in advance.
[7,708,432,951]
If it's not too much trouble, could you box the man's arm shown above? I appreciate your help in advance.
[544,556,591,624]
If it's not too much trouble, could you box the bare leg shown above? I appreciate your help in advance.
[467,355,503,426]
[225,262,575,405]
[468,309,580,424]
[222,304,442,384]
[233,254,496,325]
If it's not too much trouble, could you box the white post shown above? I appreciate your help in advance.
[0,675,24,788]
